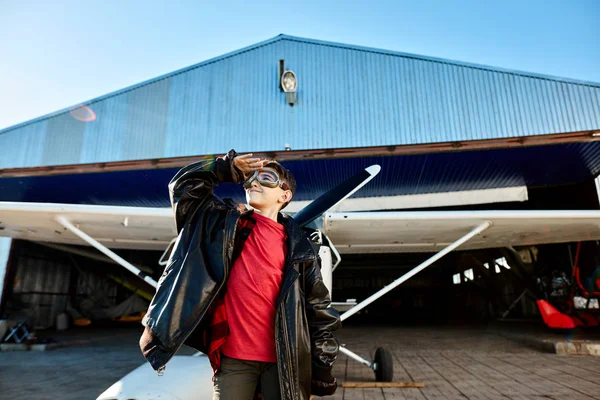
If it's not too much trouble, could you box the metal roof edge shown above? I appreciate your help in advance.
[2,33,598,136]
[2,129,598,178]
[0,34,288,136]
[277,34,600,88]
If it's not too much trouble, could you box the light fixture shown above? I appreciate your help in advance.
[281,71,297,93]
[278,59,297,106]
[592,132,600,137]
[281,70,297,106]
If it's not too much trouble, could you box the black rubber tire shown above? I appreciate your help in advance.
[374,347,394,382]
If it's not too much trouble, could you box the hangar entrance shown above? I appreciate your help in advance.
[1,240,160,332]
[2,240,541,331]
[332,247,540,326]
[2,181,600,337]
[330,181,600,329]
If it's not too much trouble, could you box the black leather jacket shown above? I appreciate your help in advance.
[140,150,341,399]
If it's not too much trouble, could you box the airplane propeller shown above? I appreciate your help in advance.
[293,165,381,227]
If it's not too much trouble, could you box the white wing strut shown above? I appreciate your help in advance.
[340,221,491,322]
[56,216,159,288]
[337,221,491,368]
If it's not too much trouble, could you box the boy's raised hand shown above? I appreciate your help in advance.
[233,153,264,178]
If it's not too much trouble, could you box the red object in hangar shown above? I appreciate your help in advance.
[537,300,599,329]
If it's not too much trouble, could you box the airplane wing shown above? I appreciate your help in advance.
[3,202,600,254]
[324,210,600,254]
[0,202,175,250]
[0,165,383,252]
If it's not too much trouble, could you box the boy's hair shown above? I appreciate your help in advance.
[262,160,296,210]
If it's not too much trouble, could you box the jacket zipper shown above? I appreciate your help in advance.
[275,312,284,396]
[279,304,295,398]
[276,261,300,397]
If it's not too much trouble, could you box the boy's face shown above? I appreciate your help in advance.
[244,167,291,211]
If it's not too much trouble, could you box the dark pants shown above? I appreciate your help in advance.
[213,356,282,400]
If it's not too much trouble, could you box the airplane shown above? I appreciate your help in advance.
[1,165,600,400]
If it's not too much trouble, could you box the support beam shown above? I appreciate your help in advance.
[55,216,158,288]
[339,346,373,368]
[341,221,491,321]
[0,238,12,315]
[501,289,535,319]
[38,242,154,274]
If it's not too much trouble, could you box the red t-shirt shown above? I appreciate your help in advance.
[221,212,287,362]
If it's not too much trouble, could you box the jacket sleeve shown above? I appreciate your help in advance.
[304,256,342,391]
[168,149,244,232]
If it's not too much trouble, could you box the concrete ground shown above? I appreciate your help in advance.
[1,323,599,400]
[332,325,600,400]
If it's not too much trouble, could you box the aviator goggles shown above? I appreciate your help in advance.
[243,169,290,191]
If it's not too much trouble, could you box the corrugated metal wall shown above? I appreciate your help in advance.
[1,35,599,170]
[5,242,119,329]
[10,255,71,329]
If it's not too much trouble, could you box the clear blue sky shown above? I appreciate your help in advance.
[1,0,598,130]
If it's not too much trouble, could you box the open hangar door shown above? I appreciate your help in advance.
[330,247,538,326]
[0,239,162,332]
[2,179,600,333]
[329,180,600,328]
[330,241,600,327]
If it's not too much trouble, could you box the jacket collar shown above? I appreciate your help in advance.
[279,213,317,263]
[226,199,317,264]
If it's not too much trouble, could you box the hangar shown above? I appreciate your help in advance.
[1,34,599,332]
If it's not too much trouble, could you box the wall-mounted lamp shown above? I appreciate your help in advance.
[279,59,297,106]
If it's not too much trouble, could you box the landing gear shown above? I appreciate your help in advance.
[374,347,393,382]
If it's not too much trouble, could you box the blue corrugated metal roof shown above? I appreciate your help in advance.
[1,142,599,207]
[1,34,599,170]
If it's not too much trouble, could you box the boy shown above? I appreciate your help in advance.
[140,149,341,400]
